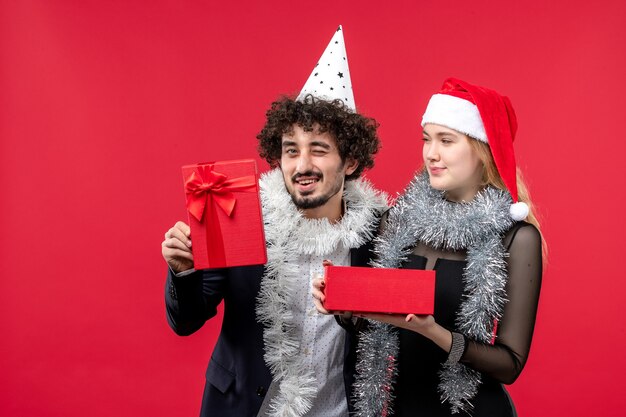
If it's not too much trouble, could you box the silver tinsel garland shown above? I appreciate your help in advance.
[352,321,399,417]
[255,169,388,417]
[353,171,514,415]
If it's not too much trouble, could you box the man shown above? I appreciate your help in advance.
[162,27,387,417]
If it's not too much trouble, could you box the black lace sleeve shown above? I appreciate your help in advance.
[459,223,543,384]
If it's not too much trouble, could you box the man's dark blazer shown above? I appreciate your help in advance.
[165,242,374,417]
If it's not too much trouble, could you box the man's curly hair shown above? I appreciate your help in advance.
[257,95,380,181]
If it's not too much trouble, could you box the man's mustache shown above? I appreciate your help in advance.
[292,171,323,182]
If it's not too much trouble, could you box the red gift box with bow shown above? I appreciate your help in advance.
[323,266,435,315]
[182,159,267,269]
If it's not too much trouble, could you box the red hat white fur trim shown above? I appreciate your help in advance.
[422,94,487,143]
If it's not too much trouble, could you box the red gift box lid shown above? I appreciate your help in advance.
[323,265,435,315]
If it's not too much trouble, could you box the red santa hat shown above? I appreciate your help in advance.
[421,78,529,221]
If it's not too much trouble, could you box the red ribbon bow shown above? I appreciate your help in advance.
[185,165,256,221]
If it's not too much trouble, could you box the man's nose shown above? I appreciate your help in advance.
[296,152,313,173]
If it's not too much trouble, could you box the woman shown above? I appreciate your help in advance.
[313,78,544,416]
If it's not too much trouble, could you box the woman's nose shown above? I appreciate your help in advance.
[425,143,439,161]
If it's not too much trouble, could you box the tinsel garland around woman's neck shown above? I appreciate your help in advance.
[353,171,516,416]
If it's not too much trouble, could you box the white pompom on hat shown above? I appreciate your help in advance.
[510,202,529,221]
[421,78,529,221]
[297,25,356,111]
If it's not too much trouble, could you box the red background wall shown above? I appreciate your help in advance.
[2,1,624,416]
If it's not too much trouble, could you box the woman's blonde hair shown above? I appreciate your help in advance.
[469,139,547,258]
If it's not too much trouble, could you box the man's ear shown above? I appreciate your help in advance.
[344,158,359,176]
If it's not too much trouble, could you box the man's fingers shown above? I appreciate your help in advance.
[174,221,191,237]
[313,299,330,315]
[164,248,194,262]
[311,282,331,314]
[162,236,192,253]
[311,286,326,303]
[312,277,326,291]
[162,237,193,261]
[165,226,192,247]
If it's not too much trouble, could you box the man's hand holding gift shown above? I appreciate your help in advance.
[162,221,194,274]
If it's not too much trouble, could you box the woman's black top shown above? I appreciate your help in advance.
[392,221,543,417]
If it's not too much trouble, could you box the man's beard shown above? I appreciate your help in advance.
[287,168,345,210]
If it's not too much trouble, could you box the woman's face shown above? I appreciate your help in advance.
[422,124,484,202]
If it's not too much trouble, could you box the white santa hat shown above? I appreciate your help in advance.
[297,25,356,111]
[421,78,529,221]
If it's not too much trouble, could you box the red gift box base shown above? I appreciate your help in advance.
[323,266,435,315]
